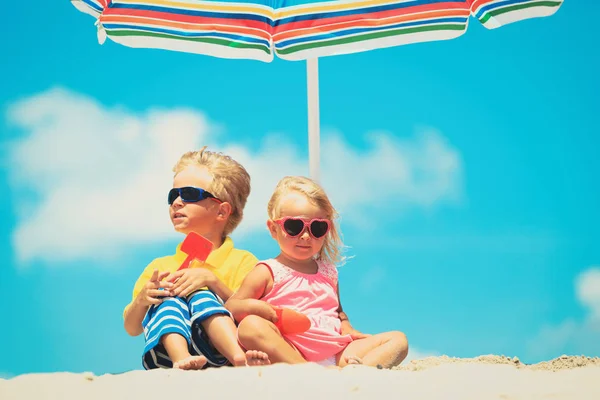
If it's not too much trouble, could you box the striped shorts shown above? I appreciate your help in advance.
[141,290,231,369]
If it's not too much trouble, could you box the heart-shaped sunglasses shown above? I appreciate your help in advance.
[273,217,331,239]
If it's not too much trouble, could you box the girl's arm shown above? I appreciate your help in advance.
[336,282,371,339]
[225,264,277,323]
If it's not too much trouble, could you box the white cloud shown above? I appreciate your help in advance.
[223,129,463,236]
[6,88,208,262]
[527,267,600,360]
[321,130,462,215]
[5,87,462,264]
[576,268,600,326]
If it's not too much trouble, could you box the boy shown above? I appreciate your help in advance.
[123,147,268,370]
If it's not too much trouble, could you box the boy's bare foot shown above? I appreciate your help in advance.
[173,355,208,370]
[246,350,270,366]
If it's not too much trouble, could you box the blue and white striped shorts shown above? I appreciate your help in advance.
[141,290,231,369]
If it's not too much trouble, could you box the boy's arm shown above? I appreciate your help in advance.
[206,277,233,303]
[123,262,168,336]
[124,296,151,337]
[231,253,259,292]
[226,264,276,323]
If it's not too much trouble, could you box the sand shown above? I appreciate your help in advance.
[1,355,599,400]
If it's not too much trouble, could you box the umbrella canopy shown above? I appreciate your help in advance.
[72,0,563,178]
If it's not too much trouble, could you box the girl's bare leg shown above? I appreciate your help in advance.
[336,331,408,368]
[237,315,306,364]
[201,314,270,366]
[161,333,207,370]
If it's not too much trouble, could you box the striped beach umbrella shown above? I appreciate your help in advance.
[72,0,563,180]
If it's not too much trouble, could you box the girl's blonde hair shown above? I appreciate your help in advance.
[173,146,251,238]
[267,176,344,265]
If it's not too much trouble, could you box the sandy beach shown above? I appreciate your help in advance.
[2,355,599,400]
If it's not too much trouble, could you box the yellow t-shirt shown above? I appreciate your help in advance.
[124,237,257,317]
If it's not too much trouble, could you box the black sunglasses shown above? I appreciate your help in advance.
[168,187,221,205]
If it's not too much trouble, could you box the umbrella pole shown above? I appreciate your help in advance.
[307,58,320,182]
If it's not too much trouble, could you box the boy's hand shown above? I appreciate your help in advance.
[136,270,173,307]
[167,268,217,298]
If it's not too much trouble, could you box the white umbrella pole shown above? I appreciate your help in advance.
[307,58,320,182]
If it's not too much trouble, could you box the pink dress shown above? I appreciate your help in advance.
[259,258,353,362]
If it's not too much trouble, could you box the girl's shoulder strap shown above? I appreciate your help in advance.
[257,259,290,286]
[317,260,338,286]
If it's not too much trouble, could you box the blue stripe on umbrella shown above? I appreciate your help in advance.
[277,0,459,26]
[81,0,103,13]
[109,3,274,25]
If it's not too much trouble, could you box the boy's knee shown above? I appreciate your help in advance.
[147,297,190,320]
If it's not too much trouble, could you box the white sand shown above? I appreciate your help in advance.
[2,356,599,400]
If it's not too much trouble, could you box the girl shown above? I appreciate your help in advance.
[226,176,408,368]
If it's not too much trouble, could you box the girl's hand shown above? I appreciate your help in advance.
[341,320,371,339]
[251,301,279,323]
[167,268,217,298]
[136,270,173,307]
[229,299,278,323]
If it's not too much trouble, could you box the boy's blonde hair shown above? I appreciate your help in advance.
[173,146,251,238]
[267,176,344,266]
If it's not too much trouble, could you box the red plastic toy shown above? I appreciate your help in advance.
[178,232,213,270]
[273,307,311,335]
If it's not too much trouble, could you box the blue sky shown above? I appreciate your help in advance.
[1,1,599,377]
